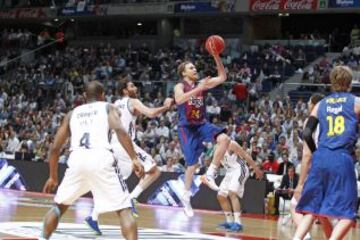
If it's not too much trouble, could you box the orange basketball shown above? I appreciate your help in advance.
[205,35,225,55]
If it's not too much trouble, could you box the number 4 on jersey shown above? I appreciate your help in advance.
[80,132,90,148]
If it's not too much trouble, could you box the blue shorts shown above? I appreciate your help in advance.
[296,148,357,220]
[178,122,225,166]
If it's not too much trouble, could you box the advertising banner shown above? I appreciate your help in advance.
[175,1,235,13]
[6,160,266,213]
[328,0,360,8]
[249,0,318,12]
[0,159,26,191]
[0,8,49,19]
[58,4,108,16]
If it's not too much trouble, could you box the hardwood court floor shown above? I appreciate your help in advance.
[0,189,359,240]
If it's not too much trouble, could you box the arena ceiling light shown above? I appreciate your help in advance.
[278,13,290,17]
[137,22,143,26]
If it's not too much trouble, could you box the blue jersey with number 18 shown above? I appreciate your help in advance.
[317,92,358,151]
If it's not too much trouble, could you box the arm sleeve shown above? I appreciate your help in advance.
[303,116,319,153]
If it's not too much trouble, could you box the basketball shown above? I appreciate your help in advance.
[205,35,225,55]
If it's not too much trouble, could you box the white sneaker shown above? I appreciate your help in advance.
[180,194,194,217]
[200,175,219,191]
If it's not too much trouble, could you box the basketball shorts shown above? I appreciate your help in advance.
[296,148,357,220]
[178,122,226,166]
[112,140,156,179]
[219,166,249,198]
[54,149,131,214]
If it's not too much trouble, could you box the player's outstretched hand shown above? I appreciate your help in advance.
[133,159,145,178]
[254,167,264,180]
[207,44,220,58]
[43,178,58,193]
[293,184,303,202]
[164,98,174,109]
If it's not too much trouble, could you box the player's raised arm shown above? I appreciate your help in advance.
[130,97,173,118]
[43,111,72,193]
[108,104,144,177]
[228,140,263,179]
[201,53,227,90]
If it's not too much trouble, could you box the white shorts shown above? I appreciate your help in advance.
[54,149,131,214]
[112,140,156,179]
[219,167,249,198]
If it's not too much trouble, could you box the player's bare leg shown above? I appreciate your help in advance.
[181,164,198,217]
[201,133,230,191]
[290,202,311,239]
[41,204,69,239]
[329,219,353,240]
[116,208,137,240]
[228,191,243,231]
[129,166,161,217]
[130,166,161,200]
[293,214,315,240]
[319,217,333,239]
[290,203,303,226]
[217,192,233,229]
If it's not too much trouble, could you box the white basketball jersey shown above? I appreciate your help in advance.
[113,97,137,141]
[222,151,248,172]
[70,101,111,151]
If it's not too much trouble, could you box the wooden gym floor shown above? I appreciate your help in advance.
[0,189,359,239]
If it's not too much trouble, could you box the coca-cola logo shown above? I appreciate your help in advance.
[17,9,44,18]
[250,0,317,11]
[283,0,314,10]
[0,10,16,19]
[251,0,281,11]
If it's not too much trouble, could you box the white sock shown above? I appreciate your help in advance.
[130,185,144,199]
[234,211,241,224]
[206,163,217,177]
[304,232,311,240]
[91,209,98,221]
[224,211,233,223]
[183,190,191,201]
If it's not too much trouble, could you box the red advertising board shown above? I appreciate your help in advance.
[249,0,318,12]
[0,8,47,19]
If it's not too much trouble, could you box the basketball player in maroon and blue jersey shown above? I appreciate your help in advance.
[294,66,360,240]
[174,50,230,217]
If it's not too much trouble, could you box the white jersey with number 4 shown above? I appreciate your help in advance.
[113,97,137,141]
[70,101,111,151]
[56,101,131,214]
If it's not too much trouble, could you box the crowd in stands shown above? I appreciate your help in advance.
[0,42,358,187]
[0,36,358,216]
[300,45,360,88]
[0,41,322,169]
[1,28,36,49]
